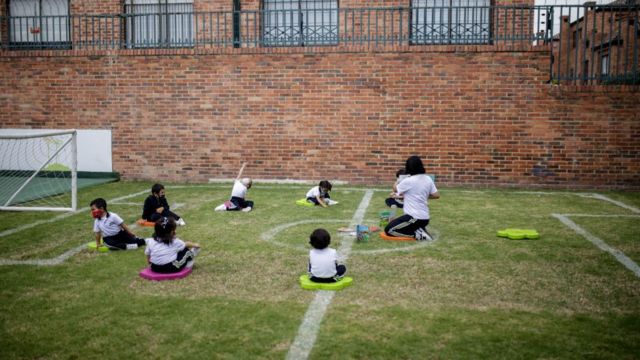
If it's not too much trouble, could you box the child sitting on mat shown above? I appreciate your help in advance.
[91,198,146,250]
[306,180,337,207]
[385,168,407,210]
[307,228,346,283]
[145,217,200,274]
[142,183,185,226]
[215,177,254,212]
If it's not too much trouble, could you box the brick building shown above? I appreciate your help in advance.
[553,0,640,83]
[0,1,638,188]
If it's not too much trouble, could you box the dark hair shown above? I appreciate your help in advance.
[395,168,406,178]
[309,228,331,250]
[90,198,107,210]
[154,217,176,245]
[151,183,164,195]
[405,155,426,175]
[318,180,332,191]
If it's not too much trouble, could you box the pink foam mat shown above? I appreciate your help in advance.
[139,267,192,281]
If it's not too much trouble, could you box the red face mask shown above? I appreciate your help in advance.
[91,209,104,219]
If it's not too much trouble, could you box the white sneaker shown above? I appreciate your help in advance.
[414,228,433,241]
[214,204,226,211]
[177,218,186,226]
[325,199,339,206]
[190,247,200,257]
[126,243,138,250]
[241,207,252,212]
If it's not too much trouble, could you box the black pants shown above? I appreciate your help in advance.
[228,196,254,211]
[385,198,404,208]
[150,248,195,273]
[384,215,430,238]
[307,194,330,206]
[148,210,180,222]
[103,230,146,250]
[310,264,347,283]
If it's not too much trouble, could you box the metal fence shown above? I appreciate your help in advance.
[0,4,638,84]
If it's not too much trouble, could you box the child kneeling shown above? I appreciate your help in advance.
[145,217,201,274]
[308,228,346,283]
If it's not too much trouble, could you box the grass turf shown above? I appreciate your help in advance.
[0,182,638,359]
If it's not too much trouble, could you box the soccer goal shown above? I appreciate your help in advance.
[0,129,77,212]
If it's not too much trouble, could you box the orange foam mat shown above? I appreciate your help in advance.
[379,232,415,242]
[136,219,155,227]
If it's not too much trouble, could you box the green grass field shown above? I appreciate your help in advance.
[0,182,639,359]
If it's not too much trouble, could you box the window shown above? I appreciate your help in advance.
[8,0,70,49]
[124,0,194,48]
[411,0,491,45]
[601,53,609,76]
[262,0,338,46]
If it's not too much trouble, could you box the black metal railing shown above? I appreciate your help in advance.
[0,4,638,84]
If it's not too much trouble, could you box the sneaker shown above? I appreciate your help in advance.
[126,243,138,250]
[414,228,433,241]
[214,204,226,211]
[190,247,201,257]
[241,207,252,212]
[186,260,195,268]
[177,218,186,226]
[325,199,339,206]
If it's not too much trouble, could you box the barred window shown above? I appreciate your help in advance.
[263,0,338,46]
[8,0,70,49]
[124,0,194,48]
[411,0,491,44]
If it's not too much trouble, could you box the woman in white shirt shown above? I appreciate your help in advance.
[384,156,440,241]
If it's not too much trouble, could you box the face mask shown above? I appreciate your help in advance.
[91,209,104,219]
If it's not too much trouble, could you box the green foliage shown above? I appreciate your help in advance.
[0,183,639,359]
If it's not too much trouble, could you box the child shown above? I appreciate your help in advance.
[385,168,407,209]
[384,155,440,241]
[142,183,186,226]
[91,198,146,250]
[145,217,200,273]
[215,177,254,212]
[306,180,337,207]
[307,228,346,283]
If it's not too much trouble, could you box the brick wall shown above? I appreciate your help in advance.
[0,48,638,189]
[0,0,638,189]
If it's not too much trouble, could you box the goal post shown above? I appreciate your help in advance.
[0,129,77,212]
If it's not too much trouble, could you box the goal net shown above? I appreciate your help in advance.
[0,130,77,212]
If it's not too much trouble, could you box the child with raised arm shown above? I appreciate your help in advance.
[145,217,200,273]
[307,228,346,283]
[142,183,186,226]
[215,163,254,212]
[306,180,337,207]
[91,198,146,250]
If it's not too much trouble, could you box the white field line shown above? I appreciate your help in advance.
[0,190,148,239]
[286,190,373,360]
[0,189,149,266]
[552,214,640,278]
[583,194,640,214]
[560,214,640,218]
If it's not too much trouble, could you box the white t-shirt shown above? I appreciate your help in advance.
[231,180,247,198]
[145,237,186,265]
[309,247,338,278]
[396,174,438,220]
[93,212,124,237]
[306,186,320,198]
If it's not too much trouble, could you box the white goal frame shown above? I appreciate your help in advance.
[0,129,77,212]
